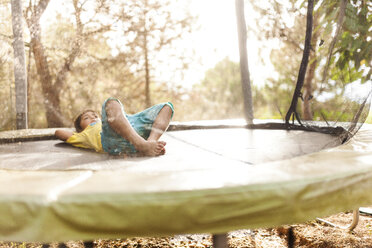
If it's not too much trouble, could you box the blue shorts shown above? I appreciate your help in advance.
[101,97,174,155]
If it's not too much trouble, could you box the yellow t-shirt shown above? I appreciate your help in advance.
[66,122,103,153]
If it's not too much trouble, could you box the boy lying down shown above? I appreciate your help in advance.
[55,97,174,157]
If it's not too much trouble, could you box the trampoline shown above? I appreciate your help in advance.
[1,122,372,243]
[2,0,372,246]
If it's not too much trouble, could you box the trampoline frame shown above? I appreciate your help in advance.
[317,208,359,232]
[1,122,372,248]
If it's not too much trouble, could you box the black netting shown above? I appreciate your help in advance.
[0,0,371,144]
[284,0,371,142]
[249,0,372,143]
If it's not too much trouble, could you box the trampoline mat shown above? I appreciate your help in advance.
[0,128,341,171]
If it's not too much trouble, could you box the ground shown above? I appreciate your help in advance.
[1,209,371,248]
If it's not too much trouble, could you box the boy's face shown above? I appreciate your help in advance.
[80,111,100,131]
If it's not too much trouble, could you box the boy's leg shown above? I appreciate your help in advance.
[147,105,173,141]
[105,100,165,156]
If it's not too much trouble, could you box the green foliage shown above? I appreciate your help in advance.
[116,0,196,106]
[366,112,372,124]
[250,0,371,124]
[0,0,195,129]
[1,0,370,129]
[178,57,267,121]
[320,0,371,83]
[179,58,243,120]
[0,47,15,131]
[367,222,372,235]
[0,3,15,130]
[197,57,244,119]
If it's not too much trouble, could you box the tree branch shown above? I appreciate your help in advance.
[54,0,84,92]
[83,24,112,36]
[34,0,50,20]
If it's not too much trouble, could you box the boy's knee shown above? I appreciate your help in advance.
[162,105,173,116]
[105,100,123,123]
[106,99,121,108]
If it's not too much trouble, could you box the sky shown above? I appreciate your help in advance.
[178,0,275,88]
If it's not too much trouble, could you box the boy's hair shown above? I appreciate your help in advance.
[74,109,98,132]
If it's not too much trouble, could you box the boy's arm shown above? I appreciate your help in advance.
[55,129,74,141]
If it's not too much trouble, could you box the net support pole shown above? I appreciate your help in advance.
[235,0,254,124]
[11,0,28,129]
[212,234,228,248]
[285,0,314,126]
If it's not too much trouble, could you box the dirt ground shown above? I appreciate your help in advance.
[1,209,371,248]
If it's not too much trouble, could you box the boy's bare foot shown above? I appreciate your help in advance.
[160,147,166,155]
[136,140,166,156]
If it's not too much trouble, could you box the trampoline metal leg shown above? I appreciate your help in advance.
[83,241,94,248]
[212,234,228,248]
[316,208,359,232]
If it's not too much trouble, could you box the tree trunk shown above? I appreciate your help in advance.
[235,0,254,124]
[26,0,83,128]
[143,28,151,108]
[302,56,316,120]
[30,25,64,127]
[302,14,320,120]
[11,0,28,129]
[27,44,32,125]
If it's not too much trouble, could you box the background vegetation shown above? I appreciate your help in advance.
[0,0,371,130]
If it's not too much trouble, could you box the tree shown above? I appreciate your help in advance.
[235,0,254,124]
[0,2,15,130]
[1,0,195,129]
[251,0,371,122]
[11,0,27,129]
[24,0,115,127]
[187,57,265,120]
[118,0,195,108]
[319,0,371,85]
[250,0,310,119]
[25,0,62,127]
